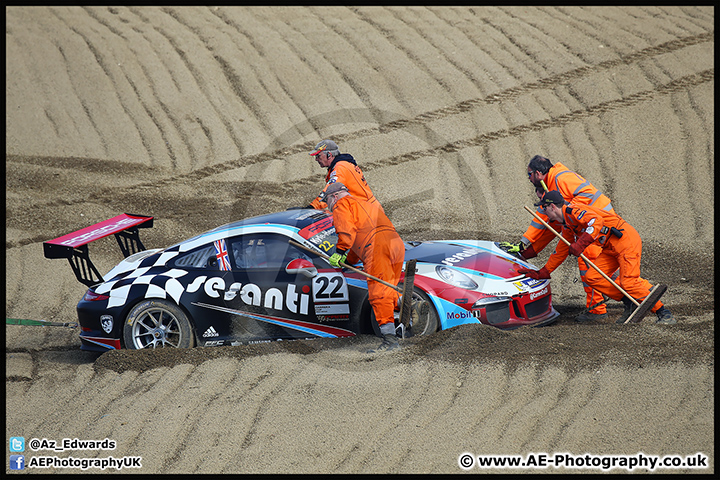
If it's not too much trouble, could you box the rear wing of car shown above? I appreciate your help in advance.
[43,213,154,288]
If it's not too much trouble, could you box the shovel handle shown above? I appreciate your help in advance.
[523,206,640,307]
[288,239,403,293]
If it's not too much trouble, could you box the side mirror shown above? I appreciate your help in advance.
[285,258,318,278]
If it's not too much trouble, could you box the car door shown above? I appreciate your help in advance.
[223,233,349,340]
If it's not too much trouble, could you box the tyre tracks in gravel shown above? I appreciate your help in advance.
[8,362,713,473]
[6,318,714,473]
[6,32,713,251]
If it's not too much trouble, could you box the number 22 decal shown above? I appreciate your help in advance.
[312,272,349,302]
[317,240,335,252]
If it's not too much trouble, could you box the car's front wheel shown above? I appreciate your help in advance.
[371,287,439,337]
[404,289,439,336]
[123,300,195,349]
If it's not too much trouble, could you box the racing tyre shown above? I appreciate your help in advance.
[371,287,439,337]
[123,299,195,349]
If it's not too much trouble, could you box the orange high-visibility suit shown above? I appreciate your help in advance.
[522,162,616,314]
[310,155,380,210]
[331,195,405,327]
[544,201,664,312]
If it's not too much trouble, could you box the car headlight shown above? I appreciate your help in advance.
[435,265,478,290]
[473,296,511,307]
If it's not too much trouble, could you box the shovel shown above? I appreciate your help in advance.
[523,206,666,323]
[289,239,402,292]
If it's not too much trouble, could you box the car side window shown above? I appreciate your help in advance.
[230,235,310,270]
[172,244,220,269]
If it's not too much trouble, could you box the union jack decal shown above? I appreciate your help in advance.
[214,239,232,271]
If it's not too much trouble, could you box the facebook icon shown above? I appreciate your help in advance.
[10,455,25,470]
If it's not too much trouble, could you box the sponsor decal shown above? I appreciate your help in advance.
[317,314,350,323]
[188,277,311,315]
[446,310,476,320]
[186,275,208,294]
[203,326,219,337]
[314,303,350,315]
[441,248,482,266]
[483,291,510,296]
[298,216,334,239]
[100,315,114,334]
[308,228,335,250]
[58,217,141,247]
[530,287,548,300]
[516,277,543,288]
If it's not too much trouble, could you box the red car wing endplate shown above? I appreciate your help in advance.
[43,214,154,287]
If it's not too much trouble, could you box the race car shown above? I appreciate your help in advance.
[43,210,558,352]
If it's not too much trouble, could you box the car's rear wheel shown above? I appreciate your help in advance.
[371,287,439,337]
[123,299,195,349]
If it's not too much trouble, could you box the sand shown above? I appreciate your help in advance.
[5,6,714,474]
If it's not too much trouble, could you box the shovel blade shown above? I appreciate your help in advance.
[625,284,668,324]
[399,259,418,334]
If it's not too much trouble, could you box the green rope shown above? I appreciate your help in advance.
[6,318,78,328]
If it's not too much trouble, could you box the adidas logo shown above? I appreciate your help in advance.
[202,326,219,338]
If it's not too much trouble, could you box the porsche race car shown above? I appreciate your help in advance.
[43,210,558,352]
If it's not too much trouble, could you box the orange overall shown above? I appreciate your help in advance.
[522,162,616,314]
[310,156,380,210]
[545,202,664,312]
[332,195,405,327]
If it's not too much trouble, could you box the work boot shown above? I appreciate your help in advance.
[575,311,608,322]
[366,334,400,354]
[616,298,636,324]
[655,306,677,325]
